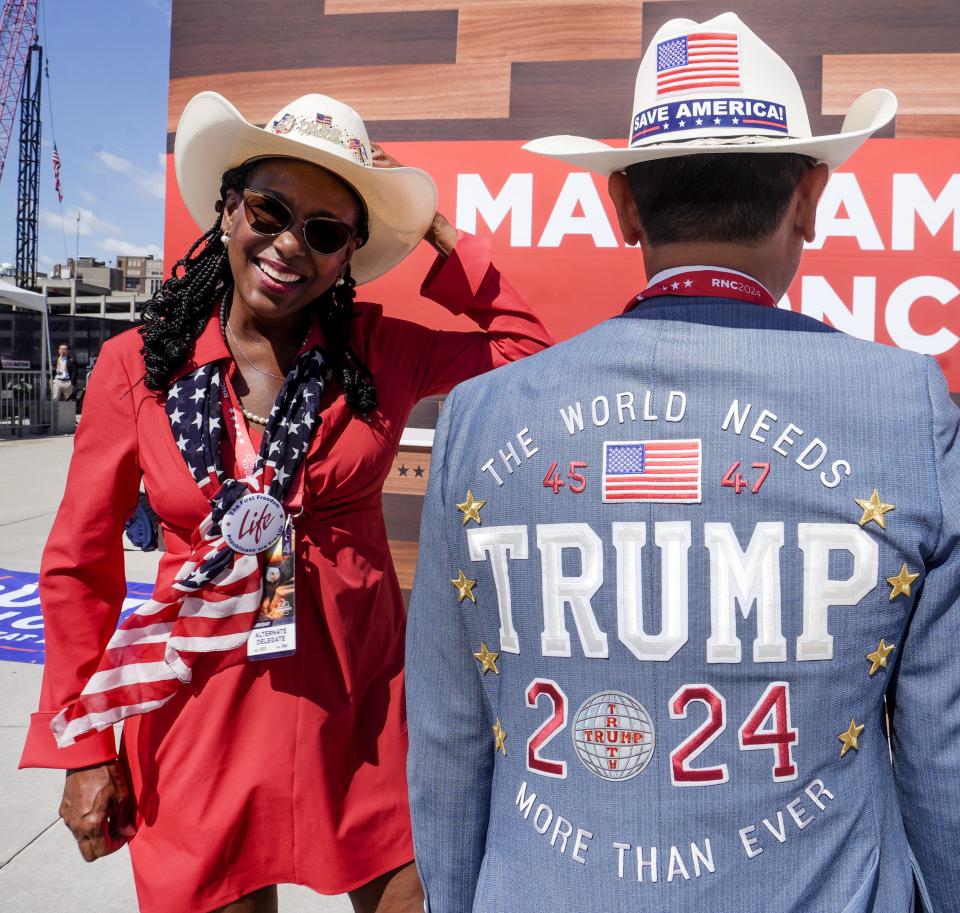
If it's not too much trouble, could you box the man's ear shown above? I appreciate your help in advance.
[608,171,644,247]
[795,162,830,245]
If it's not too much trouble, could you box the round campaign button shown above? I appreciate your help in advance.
[221,493,285,555]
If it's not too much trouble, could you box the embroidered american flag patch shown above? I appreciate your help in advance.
[656,32,740,96]
[602,440,703,503]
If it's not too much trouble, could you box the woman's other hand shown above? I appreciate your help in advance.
[370,142,457,257]
[61,761,137,861]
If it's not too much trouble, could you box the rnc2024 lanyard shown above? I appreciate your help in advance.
[634,267,776,307]
[222,377,303,661]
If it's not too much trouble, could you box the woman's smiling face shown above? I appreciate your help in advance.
[222,157,364,322]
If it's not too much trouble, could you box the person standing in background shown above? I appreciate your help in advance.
[50,343,77,400]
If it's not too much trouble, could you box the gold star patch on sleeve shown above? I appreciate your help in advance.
[473,642,500,675]
[456,490,486,526]
[450,570,478,603]
[866,638,896,675]
[855,489,895,529]
[887,564,920,600]
[838,719,865,757]
[493,718,507,755]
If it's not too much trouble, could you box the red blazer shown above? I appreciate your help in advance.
[21,233,554,769]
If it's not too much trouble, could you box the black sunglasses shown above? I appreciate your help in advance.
[241,188,363,255]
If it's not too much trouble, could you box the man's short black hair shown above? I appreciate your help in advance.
[625,153,815,246]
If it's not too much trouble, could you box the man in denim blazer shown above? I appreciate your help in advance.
[407,13,958,912]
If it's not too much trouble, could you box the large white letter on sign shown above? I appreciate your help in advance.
[537,524,609,658]
[705,523,786,664]
[468,525,528,654]
[797,523,878,660]
[456,173,533,247]
[539,173,618,249]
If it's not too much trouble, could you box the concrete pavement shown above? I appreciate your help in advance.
[0,436,351,912]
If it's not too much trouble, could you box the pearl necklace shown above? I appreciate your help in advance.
[220,298,310,426]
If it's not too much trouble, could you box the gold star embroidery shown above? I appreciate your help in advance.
[887,564,920,600]
[450,570,477,603]
[473,641,500,675]
[456,490,486,526]
[855,489,895,529]
[493,718,507,755]
[867,638,896,676]
[838,719,865,757]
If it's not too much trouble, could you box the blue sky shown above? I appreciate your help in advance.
[0,0,171,273]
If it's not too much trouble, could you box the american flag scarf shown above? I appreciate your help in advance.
[51,348,327,747]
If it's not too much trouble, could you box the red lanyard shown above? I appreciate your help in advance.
[221,377,307,512]
[634,268,776,308]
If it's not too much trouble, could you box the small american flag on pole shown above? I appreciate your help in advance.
[52,145,63,202]
[656,32,740,96]
[602,440,702,503]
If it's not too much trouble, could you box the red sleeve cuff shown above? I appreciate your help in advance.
[19,711,117,770]
[420,231,493,315]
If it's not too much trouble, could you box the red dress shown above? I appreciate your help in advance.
[19,234,553,913]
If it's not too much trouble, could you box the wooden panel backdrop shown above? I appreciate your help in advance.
[167,0,960,602]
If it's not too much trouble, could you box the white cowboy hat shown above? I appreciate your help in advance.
[174,92,438,284]
[523,12,897,174]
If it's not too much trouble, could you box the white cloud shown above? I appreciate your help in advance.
[141,0,171,23]
[39,206,120,237]
[77,189,97,204]
[137,170,166,200]
[95,150,135,175]
[93,148,165,201]
[99,238,163,259]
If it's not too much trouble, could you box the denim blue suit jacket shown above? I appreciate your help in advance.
[406,294,960,913]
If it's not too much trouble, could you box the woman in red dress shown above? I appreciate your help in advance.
[19,91,552,913]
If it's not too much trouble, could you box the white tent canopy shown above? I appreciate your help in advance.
[0,277,51,374]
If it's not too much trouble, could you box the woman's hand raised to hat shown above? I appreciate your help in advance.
[371,142,457,258]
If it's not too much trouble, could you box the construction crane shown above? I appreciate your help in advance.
[0,0,38,185]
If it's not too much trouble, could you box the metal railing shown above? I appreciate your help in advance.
[0,369,51,436]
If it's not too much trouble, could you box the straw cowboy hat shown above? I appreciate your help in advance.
[174,92,438,284]
[523,12,897,174]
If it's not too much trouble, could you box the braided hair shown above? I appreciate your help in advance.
[139,163,378,416]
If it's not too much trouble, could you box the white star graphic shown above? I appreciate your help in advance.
[191,388,205,403]
[269,440,282,455]
[195,366,206,377]
[696,117,704,126]
[210,373,220,386]
[170,408,183,424]
[678,119,686,127]
[732,116,740,124]
[288,421,301,435]
[714,117,721,125]
[193,413,203,428]
[290,446,300,459]
[671,281,680,290]
[661,284,669,291]
[209,417,221,431]
[303,413,314,428]
[168,384,180,399]
[275,466,289,486]
[176,435,188,450]
[684,279,694,288]
[190,568,210,585]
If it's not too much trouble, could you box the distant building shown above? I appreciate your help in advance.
[118,254,164,295]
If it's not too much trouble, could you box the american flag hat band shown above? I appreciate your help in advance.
[522,11,897,175]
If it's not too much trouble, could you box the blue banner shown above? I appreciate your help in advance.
[0,568,153,664]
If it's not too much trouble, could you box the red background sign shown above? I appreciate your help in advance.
[165,138,960,388]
